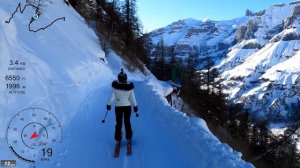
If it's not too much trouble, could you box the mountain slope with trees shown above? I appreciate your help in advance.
[146,3,300,167]
[147,1,300,123]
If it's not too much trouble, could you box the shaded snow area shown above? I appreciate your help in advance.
[47,74,252,168]
[0,1,252,168]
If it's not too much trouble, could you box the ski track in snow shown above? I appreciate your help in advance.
[43,81,252,168]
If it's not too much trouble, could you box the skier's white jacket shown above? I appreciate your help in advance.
[108,81,137,107]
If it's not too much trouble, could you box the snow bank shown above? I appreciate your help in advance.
[147,78,173,99]
[0,0,110,138]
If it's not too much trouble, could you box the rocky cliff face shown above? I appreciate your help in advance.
[147,1,300,122]
[148,17,249,63]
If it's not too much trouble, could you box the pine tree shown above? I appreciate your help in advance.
[199,56,214,95]
[150,38,166,80]
[68,0,78,7]
[121,0,140,46]
[170,46,180,83]
[76,0,97,24]
[186,52,199,78]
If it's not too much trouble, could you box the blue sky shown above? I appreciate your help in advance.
[137,0,293,32]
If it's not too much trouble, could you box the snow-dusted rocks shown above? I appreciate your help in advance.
[148,17,248,61]
[148,2,300,122]
[221,3,300,121]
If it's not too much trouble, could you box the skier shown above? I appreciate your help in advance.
[106,69,138,157]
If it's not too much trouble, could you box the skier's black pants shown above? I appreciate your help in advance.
[115,106,132,141]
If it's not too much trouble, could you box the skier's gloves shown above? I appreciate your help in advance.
[134,106,138,112]
[106,105,111,111]
[136,113,139,117]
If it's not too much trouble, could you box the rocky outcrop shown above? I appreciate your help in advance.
[148,2,300,122]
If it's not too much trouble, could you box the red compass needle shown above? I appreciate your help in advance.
[30,131,38,140]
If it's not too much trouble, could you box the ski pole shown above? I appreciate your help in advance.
[102,110,109,123]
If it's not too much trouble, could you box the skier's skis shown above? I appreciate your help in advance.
[113,142,121,158]
[113,140,132,157]
[127,140,132,155]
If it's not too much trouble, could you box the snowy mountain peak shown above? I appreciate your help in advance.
[202,18,210,22]
[148,2,300,122]
[170,18,203,27]
[216,2,300,121]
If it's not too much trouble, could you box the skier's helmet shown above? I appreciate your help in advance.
[118,69,127,83]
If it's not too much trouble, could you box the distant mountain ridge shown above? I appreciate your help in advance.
[148,17,249,63]
[147,1,300,122]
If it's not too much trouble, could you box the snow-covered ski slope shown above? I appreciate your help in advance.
[0,1,252,168]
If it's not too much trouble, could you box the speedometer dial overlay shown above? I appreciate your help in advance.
[6,108,62,163]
